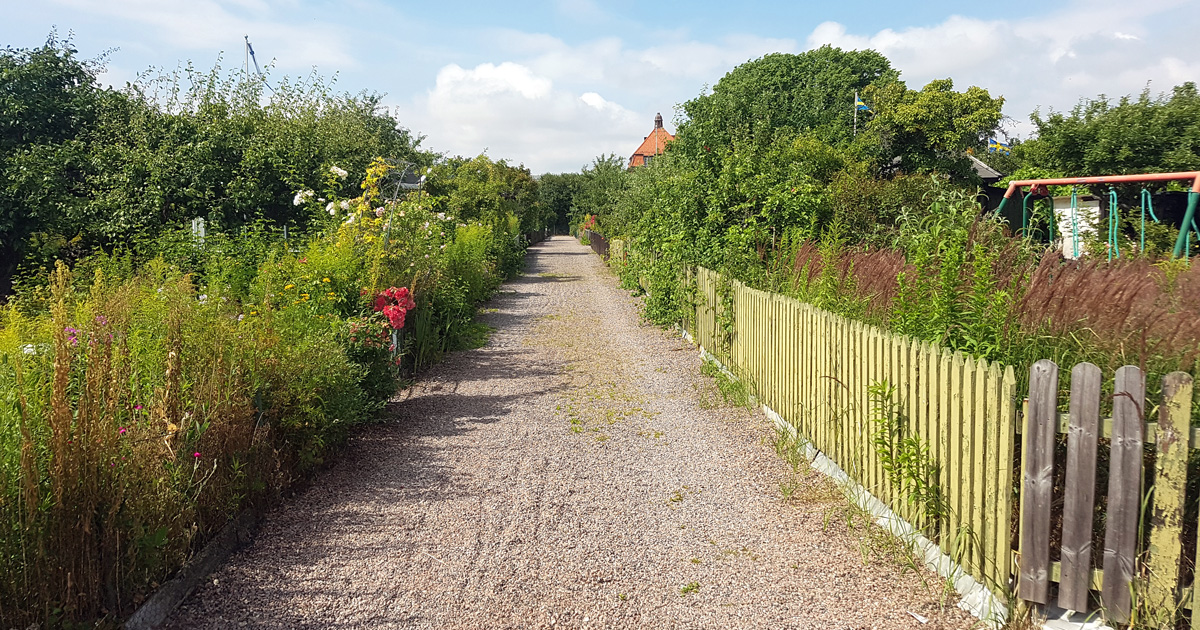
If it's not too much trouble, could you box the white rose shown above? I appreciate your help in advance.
[327,202,337,216]
[340,199,350,210]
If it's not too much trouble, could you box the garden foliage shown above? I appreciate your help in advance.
[562,46,1200,406]
[0,37,546,625]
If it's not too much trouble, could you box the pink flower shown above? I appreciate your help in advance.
[134,404,144,411]
[193,452,201,458]
[118,427,127,436]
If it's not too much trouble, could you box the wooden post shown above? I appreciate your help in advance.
[1101,365,1146,624]
[971,359,987,579]
[1146,372,1193,617]
[949,351,966,560]
[1059,362,1101,613]
[983,362,1003,589]
[938,348,952,545]
[997,365,1017,596]
[1019,359,1058,604]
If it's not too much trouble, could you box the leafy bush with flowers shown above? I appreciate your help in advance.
[0,157,535,625]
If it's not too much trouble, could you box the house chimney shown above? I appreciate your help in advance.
[654,113,663,129]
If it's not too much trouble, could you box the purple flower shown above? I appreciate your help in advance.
[134,404,144,411]
[95,315,108,326]
[193,452,201,458]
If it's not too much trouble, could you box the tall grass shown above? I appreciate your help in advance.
[0,160,525,626]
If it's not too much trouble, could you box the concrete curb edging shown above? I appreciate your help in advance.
[680,326,1008,629]
[125,509,260,630]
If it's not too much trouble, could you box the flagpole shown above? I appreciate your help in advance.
[853,91,858,137]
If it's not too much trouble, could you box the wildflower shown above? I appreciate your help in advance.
[440,244,446,250]
[119,427,127,436]
[375,207,385,217]
[327,202,337,216]
[64,326,79,347]
[322,277,331,283]
[344,214,356,225]
[284,284,295,290]
[437,212,447,220]
[134,404,143,411]
[250,310,259,316]
[95,315,108,326]
[301,293,310,301]
[299,257,307,264]
[340,199,350,210]
[293,189,315,206]
[193,452,201,458]
[198,294,208,304]
[238,314,245,322]
[329,165,348,179]
[399,211,405,217]
[21,344,35,355]
[424,254,429,259]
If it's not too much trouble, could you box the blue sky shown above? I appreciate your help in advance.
[5,0,1199,173]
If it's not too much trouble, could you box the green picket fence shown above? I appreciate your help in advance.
[688,266,1018,593]
[684,264,1200,626]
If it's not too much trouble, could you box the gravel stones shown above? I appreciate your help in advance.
[166,236,973,630]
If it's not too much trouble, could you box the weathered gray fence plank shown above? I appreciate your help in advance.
[1058,362,1101,612]
[1101,365,1145,624]
[1019,359,1058,604]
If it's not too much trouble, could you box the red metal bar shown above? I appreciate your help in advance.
[1002,172,1200,198]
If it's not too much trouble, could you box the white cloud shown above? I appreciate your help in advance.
[399,61,644,173]
[400,31,801,172]
[805,4,1200,137]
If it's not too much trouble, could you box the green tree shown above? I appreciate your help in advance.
[574,154,628,234]
[0,35,109,294]
[437,154,538,227]
[537,172,582,232]
[1022,82,1200,178]
[671,45,900,163]
[860,78,1005,181]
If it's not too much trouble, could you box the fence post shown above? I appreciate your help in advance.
[1058,362,1101,612]
[1101,365,1146,623]
[1146,371,1193,617]
[993,364,1017,594]
[1019,359,1058,604]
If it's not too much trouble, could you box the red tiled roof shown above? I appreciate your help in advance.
[629,114,674,168]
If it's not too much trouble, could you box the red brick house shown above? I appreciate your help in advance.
[628,113,674,168]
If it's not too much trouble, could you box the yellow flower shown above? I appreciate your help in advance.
[249,310,259,316]
[322,277,331,283]
[284,284,295,290]
[301,294,310,301]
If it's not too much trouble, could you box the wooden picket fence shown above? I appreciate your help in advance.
[687,267,1018,594]
[1021,360,1199,625]
[682,264,1200,626]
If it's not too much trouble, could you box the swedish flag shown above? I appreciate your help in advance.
[988,138,1011,155]
[855,96,871,112]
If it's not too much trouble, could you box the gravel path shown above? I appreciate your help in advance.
[168,236,974,630]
